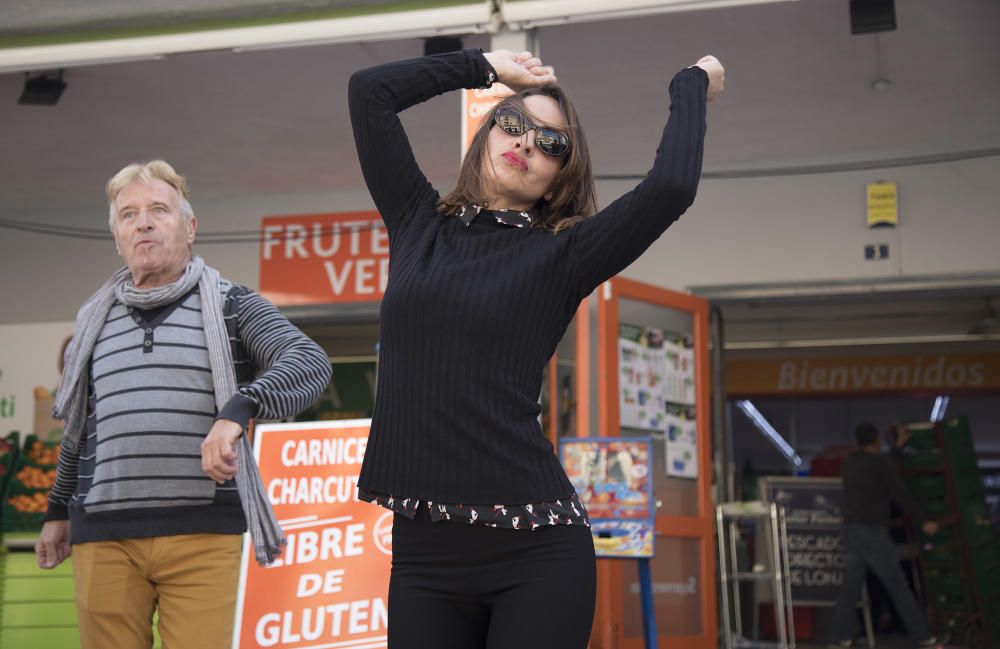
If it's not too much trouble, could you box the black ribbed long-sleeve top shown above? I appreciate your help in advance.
[350,49,708,504]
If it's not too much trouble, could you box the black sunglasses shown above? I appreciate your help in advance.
[493,107,570,157]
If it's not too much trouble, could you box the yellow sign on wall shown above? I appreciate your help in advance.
[867,182,898,227]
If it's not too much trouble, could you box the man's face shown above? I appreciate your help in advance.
[111,178,197,288]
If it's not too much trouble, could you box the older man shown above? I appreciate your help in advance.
[35,160,331,649]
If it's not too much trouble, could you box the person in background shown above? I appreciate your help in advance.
[35,160,331,649]
[828,421,946,649]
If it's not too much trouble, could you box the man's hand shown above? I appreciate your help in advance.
[482,50,557,91]
[202,419,243,483]
[922,521,940,536]
[36,520,71,569]
[694,55,725,101]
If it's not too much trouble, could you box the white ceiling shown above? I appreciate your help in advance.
[2,0,999,342]
[0,0,412,34]
[2,0,998,221]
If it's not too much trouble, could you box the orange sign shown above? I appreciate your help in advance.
[461,84,513,157]
[259,212,388,306]
[233,420,391,649]
[727,353,1000,396]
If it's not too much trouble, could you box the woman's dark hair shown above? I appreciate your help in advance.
[437,86,597,233]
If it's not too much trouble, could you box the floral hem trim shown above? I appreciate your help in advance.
[358,488,590,530]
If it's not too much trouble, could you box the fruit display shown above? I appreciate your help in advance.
[6,491,48,513]
[0,432,19,504]
[2,434,59,532]
[26,439,60,466]
[15,466,57,489]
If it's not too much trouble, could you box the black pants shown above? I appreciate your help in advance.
[388,508,596,649]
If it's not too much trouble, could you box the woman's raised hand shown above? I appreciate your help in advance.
[694,55,725,101]
[483,50,557,91]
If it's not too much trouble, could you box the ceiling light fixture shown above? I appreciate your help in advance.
[868,33,892,91]
[736,400,803,467]
[18,70,66,105]
[930,396,949,423]
[502,0,798,29]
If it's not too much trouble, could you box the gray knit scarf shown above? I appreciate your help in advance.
[54,255,285,565]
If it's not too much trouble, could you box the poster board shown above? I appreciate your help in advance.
[560,437,655,558]
[233,419,391,649]
[618,323,698,479]
[759,476,844,605]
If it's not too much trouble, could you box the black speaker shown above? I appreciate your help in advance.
[424,36,464,56]
[850,0,896,34]
[18,72,66,105]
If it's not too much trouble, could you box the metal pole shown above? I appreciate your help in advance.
[779,505,796,649]
[716,506,734,649]
[710,306,730,502]
[638,558,658,649]
[771,503,789,649]
[729,513,744,639]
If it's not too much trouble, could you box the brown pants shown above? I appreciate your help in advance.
[72,534,242,649]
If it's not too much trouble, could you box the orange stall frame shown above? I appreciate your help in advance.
[586,277,716,649]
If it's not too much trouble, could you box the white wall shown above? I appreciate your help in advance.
[0,321,75,438]
[3,155,997,324]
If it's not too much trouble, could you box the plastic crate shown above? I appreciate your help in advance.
[909,474,948,499]
[924,569,966,598]
[901,447,945,469]
[921,540,962,564]
[2,480,48,533]
[903,425,939,450]
[932,592,973,614]
[0,432,20,514]
[922,497,953,515]
[20,434,59,469]
[1,435,56,533]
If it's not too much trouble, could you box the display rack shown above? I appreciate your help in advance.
[716,501,795,649]
[899,415,1000,648]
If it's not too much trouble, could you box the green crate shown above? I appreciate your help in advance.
[3,479,49,533]
[901,448,945,469]
[909,474,948,499]
[922,497,953,515]
[932,592,974,613]
[901,424,939,450]
[20,434,60,470]
[920,522,959,545]
[969,546,1000,576]
[924,571,966,598]
[921,540,962,563]
[0,432,21,515]
[961,502,991,526]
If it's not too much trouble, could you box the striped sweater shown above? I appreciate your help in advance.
[46,281,331,544]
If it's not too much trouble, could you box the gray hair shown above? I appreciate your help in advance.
[106,160,194,231]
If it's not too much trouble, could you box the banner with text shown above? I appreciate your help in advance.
[233,420,390,649]
[260,212,388,306]
[727,352,1000,396]
[760,476,844,605]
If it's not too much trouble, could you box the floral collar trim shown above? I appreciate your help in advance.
[457,203,533,228]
